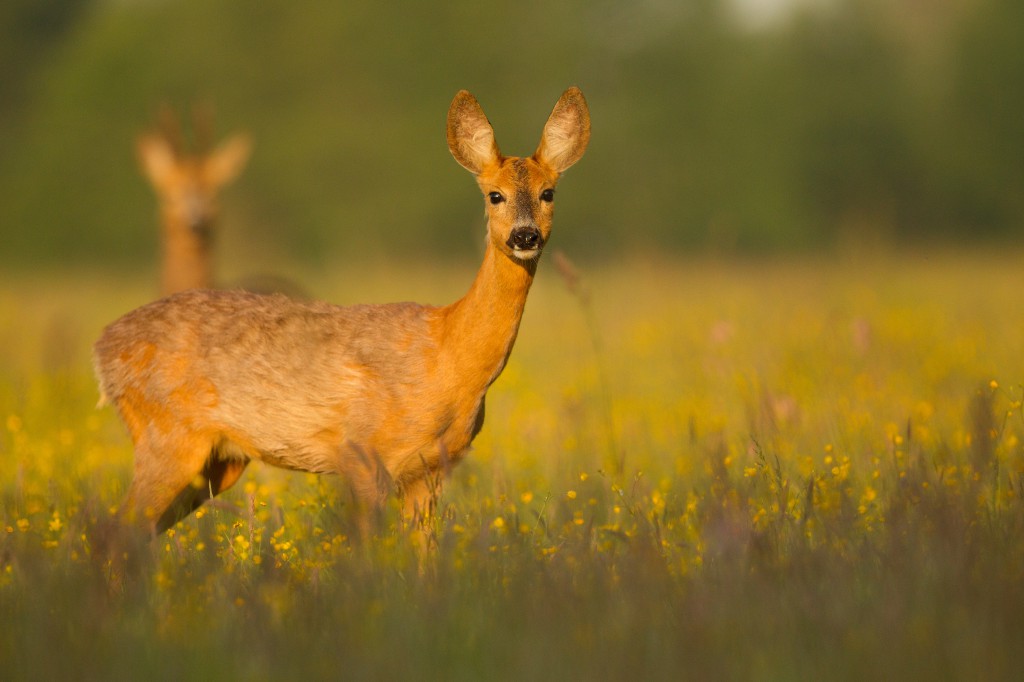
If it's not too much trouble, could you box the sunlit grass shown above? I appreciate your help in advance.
[2,252,1024,679]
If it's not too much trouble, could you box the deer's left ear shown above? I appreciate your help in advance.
[534,87,590,174]
[204,133,252,188]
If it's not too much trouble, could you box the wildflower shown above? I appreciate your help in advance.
[16,518,29,532]
[566,490,577,500]
[520,491,533,504]
[491,517,506,530]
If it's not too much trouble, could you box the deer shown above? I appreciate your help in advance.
[136,106,252,296]
[94,87,590,538]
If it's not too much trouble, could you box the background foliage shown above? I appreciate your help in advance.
[2,0,1023,271]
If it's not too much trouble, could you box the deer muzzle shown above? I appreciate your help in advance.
[506,226,543,255]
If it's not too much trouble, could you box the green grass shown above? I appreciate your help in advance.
[3,252,1024,680]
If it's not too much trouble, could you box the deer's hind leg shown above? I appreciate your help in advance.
[156,453,250,533]
[117,427,218,535]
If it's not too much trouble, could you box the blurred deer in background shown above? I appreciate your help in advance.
[95,87,590,538]
[137,105,251,296]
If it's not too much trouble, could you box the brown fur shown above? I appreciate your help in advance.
[96,88,590,535]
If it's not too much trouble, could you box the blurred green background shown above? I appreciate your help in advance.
[1,0,1022,273]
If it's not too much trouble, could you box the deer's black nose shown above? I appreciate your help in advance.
[507,226,542,251]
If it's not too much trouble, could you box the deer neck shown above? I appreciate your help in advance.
[161,216,212,295]
[439,239,537,392]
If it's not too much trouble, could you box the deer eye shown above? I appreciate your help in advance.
[488,192,505,204]
[540,188,555,203]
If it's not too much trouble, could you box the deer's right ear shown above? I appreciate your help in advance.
[136,135,177,185]
[447,91,500,174]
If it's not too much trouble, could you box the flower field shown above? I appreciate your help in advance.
[2,252,1024,680]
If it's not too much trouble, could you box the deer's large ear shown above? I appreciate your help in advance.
[136,134,178,186]
[534,87,590,174]
[204,133,252,188]
[447,90,501,174]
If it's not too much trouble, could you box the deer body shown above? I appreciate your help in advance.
[96,88,589,534]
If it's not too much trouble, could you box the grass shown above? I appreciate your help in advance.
[2,251,1024,680]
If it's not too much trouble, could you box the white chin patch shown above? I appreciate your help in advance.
[511,248,541,261]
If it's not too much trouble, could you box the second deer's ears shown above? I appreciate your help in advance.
[204,133,252,188]
[136,134,178,186]
[447,90,500,175]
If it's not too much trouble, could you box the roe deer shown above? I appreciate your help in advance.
[95,87,590,536]
[137,105,251,296]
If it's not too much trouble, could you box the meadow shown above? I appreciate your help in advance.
[2,251,1024,680]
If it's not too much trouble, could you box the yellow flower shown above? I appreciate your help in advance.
[566,490,577,500]
[16,518,29,532]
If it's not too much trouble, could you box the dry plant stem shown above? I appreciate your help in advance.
[552,250,621,474]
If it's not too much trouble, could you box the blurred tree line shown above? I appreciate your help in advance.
[0,0,1021,270]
